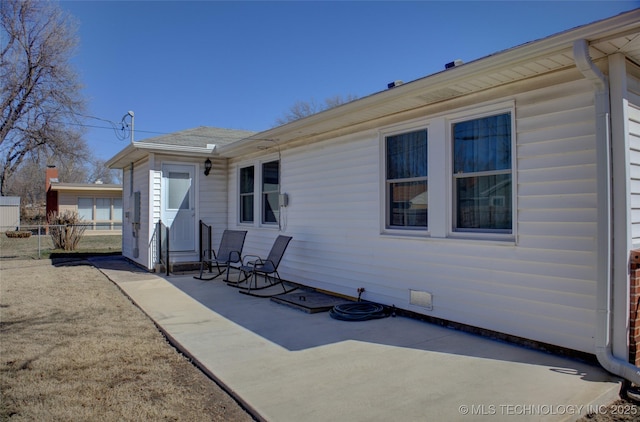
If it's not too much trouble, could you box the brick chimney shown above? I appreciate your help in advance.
[45,165,59,219]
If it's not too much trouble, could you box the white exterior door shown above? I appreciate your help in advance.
[162,164,196,252]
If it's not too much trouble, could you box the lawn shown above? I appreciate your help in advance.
[0,257,253,421]
[0,233,122,260]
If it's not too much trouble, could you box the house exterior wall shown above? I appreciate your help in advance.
[197,157,229,247]
[228,69,602,353]
[122,157,150,267]
[121,154,228,270]
[57,190,122,234]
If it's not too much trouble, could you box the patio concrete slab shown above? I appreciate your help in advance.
[91,256,622,422]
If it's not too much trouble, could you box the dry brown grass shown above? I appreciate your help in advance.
[0,233,122,260]
[0,259,254,421]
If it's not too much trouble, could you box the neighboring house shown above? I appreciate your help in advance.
[46,166,123,233]
[106,10,640,384]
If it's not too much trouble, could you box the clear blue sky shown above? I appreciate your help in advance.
[59,1,639,161]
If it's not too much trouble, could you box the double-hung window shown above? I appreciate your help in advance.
[385,129,428,229]
[452,113,512,233]
[262,161,279,224]
[239,160,280,226]
[239,166,254,223]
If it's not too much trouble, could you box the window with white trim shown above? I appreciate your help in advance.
[77,197,123,230]
[385,129,428,229]
[262,160,280,224]
[452,112,512,233]
[238,160,280,226]
[239,166,254,223]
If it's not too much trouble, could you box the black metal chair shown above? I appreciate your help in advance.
[194,230,247,281]
[233,235,295,296]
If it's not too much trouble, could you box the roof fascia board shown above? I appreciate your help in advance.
[133,142,216,156]
[106,141,216,169]
[50,184,122,192]
[105,143,136,169]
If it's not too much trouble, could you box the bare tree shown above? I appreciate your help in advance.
[4,154,86,205]
[88,159,122,184]
[275,94,358,126]
[0,0,87,195]
[5,159,42,207]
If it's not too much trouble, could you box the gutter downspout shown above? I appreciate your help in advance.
[573,39,640,385]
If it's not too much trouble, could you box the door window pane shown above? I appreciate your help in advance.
[168,172,190,210]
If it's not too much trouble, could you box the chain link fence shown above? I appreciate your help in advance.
[1,224,122,260]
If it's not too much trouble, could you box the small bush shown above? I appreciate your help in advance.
[5,231,31,238]
[48,211,87,251]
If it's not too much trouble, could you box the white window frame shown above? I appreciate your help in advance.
[447,104,516,240]
[380,119,430,236]
[237,155,280,228]
[261,160,280,225]
[378,100,516,242]
[77,197,123,231]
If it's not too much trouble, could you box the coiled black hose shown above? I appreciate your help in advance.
[329,302,389,321]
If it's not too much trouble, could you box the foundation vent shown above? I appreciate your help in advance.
[410,290,433,310]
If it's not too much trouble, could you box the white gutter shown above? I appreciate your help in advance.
[106,142,216,169]
[573,39,640,385]
[131,142,217,155]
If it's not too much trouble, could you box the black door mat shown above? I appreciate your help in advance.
[270,290,352,314]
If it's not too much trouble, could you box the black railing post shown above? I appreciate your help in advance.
[156,220,161,266]
[198,219,204,261]
[197,220,213,274]
[165,224,170,276]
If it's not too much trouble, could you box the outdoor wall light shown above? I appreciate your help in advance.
[204,158,212,176]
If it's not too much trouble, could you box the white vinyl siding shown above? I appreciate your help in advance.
[231,77,600,353]
[128,158,150,267]
[146,155,227,263]
[198,157,229,249]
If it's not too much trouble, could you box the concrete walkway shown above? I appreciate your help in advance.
[90,256,622,422]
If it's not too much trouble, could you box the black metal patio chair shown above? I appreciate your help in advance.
[194,229,247,281]
[231,235,295,297]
